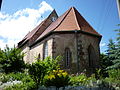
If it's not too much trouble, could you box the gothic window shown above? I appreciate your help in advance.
[65,48,71,68]
[43,42,48,59]
[37,53,41,60]
[88,45,95,67]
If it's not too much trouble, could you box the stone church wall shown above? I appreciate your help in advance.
[53,32,100,74]
[29,35,54,63]
[21,32,100,75]
[21,43,30,63]
[77,33,100,74]
[53,33,78,73]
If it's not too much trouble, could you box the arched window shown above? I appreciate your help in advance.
[65,48,71,68]
[43,42,48,59]
[37,53,41,60]
[88,45,96,67]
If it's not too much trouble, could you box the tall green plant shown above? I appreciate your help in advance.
[43,56,61,73]
[28,56,61,88]
[0,46,25,73]
[28,61,47,88]
[44,69,70,88]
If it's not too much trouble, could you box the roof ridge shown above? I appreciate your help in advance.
[73,7,101,36]
[72,7,81,30]
[53,7,72,30]
[32,9,58,37]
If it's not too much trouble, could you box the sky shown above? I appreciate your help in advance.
[0,0,119,53]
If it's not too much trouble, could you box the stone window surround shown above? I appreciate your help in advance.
[43,41,48,59]
[65,47,71,68]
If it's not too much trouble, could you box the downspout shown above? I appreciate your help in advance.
[75,30,79,72]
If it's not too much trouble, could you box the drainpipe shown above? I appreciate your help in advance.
[75,30,79,72]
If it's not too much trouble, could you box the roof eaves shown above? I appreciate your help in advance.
[30,29,102,48]
[30,31,53,47]
[18,39,29,48]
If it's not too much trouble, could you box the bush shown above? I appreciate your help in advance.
[28,56,61,88]
[44,69,70,88]
[0,72,36,90]
[107,69,120,80]
[0,46,26,73]
[28,61,46,88]
[0,73,10,83]
[4,80,36,90]
[70,73,89,86]
[43,56,61,74]
[105,69,120,89]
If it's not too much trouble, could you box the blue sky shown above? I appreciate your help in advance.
[0,0,119,53]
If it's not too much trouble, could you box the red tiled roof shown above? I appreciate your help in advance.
[18,7,102,47]
[36,7,101,41]
[18,10,58,47]
[18,20,45,46]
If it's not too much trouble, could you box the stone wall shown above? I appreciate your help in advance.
[38,86,111,90]
[77,33,100,75]
[53,32,100,74]
[53,33,77,73]
[21,43,30,63]
[21,32,100,75]
[29,35,54,63]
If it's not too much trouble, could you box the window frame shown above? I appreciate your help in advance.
[43,42,48,59]
[65,48,71,68]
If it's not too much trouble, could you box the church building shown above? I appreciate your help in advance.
[18,7,102,74]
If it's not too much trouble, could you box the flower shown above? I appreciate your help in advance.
[62,72,68,77]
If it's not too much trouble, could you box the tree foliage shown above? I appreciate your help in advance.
[100,25,120,77]
[0,46,26,73]
[107,25,120,69]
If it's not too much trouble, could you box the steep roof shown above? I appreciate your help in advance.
[36,7,101,41]
[18,7,102,47]
[18,10,58,47]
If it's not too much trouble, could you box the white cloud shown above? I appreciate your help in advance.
[100,42,106,53]
[0,39,7,49]
[100,42,106,47]
[0,1,53,49]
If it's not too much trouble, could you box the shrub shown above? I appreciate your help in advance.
[28,61,46,88]
[28,56,61,88]
[44,69,70,88]
[107,69,120,80]
[0,73,10,83]
[105,69,120,88]
[0,46,26,73]
[1,72,36,90]
[70,73,88,86]
[4,80,36,90]
[43,56,61,74]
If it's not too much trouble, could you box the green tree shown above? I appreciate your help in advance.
[109,26,120,69]
[100,53,111,77]
[105,39,116,70]
[0,46,26,73]
[107,25,120,69]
